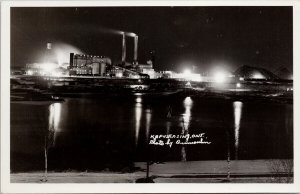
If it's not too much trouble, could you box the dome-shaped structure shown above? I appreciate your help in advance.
[274,66,293,80]
[234,65,279,80]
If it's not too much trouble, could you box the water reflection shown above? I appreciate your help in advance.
[166,106,172,134]
[48,103,62,146]
[135,96,142,103]
[233,101,243,159]
[135,96,143,146]
[11,96,293,172]
[181,97,193,161]
[166,121,171,134]
[182,97,193,130]
[145,108,152,143]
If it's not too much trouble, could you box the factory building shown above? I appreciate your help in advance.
[110,66,124,78]
[136,61,156,79]
[69,53,112,76]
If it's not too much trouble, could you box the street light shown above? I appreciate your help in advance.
[213,72,227,83]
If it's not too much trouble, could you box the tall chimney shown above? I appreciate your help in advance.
[121,32,126,64]
[70,53,74,68]
[134,35,138,62]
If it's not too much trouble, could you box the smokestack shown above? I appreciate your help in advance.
[121,32,126,64]
[134,35,138,62]
[70,53,74,68]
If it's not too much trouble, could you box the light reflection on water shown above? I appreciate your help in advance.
[181,96,193,161]
[166,121,171,135]
[182,97,193,131]
[233,101,243,160]
[48,103,62,145]
[135,96,143,146]
[145,108,152,142]
[10,96,293,172]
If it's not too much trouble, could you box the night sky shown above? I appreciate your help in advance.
[11,6,292,73]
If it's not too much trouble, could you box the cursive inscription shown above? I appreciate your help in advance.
[149,133,211,148]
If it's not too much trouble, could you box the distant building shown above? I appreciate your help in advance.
[69,53,112,76]
[274,67,293,80]
[110,66,124,78]
[157,70,202,81]
[136,62,156,78]
[234,65,279,80]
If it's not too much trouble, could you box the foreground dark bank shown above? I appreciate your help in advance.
[11,160,293,183]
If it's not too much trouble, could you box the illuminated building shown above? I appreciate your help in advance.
[110,66,124,78]
[25,63,68,76]
[136,62,156,79]
[69,53,112,76]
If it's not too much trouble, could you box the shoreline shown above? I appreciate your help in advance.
[11,159,293,183]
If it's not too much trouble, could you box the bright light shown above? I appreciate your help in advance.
[236,83,241,88]
[183,69,192,75]
[239,77,244,81]
[183,96,193,107]
[182,69,202,82]
[41,63,57,72]
[252,73,264,79]
[213,72,227,83]
[27,70,33,75]
[191,75,202,82]
[116,72,123,78]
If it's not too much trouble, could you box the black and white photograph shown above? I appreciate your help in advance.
[1,0,300,193]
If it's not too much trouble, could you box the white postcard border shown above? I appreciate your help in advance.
[1,0,300,193]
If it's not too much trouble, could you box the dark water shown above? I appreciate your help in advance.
[11,94,293,172]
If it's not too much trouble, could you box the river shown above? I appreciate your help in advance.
[10,94,293,172]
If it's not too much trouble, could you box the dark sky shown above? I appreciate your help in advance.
[11,6,292,72]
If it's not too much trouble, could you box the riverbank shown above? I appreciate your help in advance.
[11,159,293,183]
